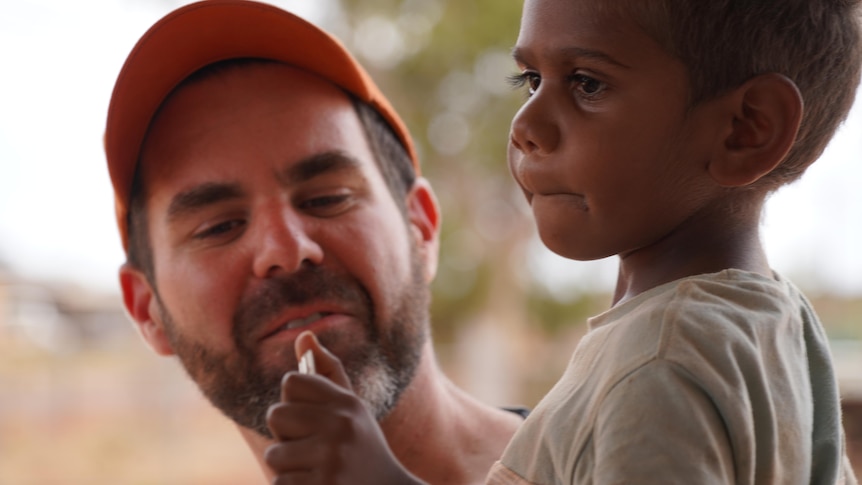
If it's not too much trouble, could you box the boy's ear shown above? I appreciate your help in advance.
[405,177,441,282]
[708,73,802,187]
[119,263,175,356]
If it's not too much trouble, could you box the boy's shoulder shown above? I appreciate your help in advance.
[502,271,833,484]
[592,269,799,331]
[587,269,809,382]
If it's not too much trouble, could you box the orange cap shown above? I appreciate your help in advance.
[105,0,419,253]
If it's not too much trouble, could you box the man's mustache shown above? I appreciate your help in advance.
[232,265,371,345]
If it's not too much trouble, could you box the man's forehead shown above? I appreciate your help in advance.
[139,62,370,185]
[150,61,356,136]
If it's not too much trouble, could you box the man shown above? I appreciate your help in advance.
[104,1,523,483]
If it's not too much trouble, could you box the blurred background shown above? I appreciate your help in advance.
[1,0,860,483]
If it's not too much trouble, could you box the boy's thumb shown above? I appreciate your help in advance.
[294,330,353,391]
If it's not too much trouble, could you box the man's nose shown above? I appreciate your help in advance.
[251,204,324,278]
[509,92,561,156]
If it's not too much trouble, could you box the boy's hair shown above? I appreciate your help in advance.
[616,0,862,191]
[126,59,417,284]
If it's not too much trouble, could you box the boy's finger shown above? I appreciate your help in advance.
[293,330,353,391]
[266,401,327,440]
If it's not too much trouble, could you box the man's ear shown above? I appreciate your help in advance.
[119,263,175,356]
[708,73,803,187]
[406,177,441,282]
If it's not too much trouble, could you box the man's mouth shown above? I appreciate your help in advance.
[280,311,331,332]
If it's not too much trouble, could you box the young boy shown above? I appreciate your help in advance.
[489,0,862,483]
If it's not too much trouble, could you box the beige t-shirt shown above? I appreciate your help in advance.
[488,270,857,485]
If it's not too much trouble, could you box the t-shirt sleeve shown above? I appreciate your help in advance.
[592,359,736,484]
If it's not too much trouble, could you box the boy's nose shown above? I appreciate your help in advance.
[509,95,560,156]
[251,205,324,279]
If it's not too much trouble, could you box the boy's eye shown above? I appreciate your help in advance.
[571,74,606,97]
[507,71,541,96]
[508,71,605,99]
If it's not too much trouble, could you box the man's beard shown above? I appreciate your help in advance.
[155,250,429,439]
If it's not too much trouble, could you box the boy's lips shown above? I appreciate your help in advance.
[520,185,588,211]
[531,192,589,211]
[510,158,574,200]
[514,171,586,209]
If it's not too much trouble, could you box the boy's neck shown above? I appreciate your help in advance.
[612,194,772,306]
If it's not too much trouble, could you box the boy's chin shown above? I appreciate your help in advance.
[537,230,608,263]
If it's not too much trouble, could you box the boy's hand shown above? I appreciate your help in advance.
[264,331,423,485]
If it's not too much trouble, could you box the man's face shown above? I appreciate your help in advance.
[125,63,435,438]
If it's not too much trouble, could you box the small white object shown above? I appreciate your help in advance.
[298,349,316,375]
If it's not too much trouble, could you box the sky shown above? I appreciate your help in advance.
[0,0,325,293]
[2,0,862,297]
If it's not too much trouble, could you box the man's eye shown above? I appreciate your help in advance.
[507,71,541,96]
[302,194,348,208]
[299,194,353,216]
[194,219,245,239]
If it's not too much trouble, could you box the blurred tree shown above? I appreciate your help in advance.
[331,0,600,341]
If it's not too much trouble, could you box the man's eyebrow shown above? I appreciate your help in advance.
[167,182,244,222]
[511,45,631,70]
[165,151,361,222]
[276,150,364,185]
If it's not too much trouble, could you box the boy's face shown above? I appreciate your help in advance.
[509,0,725,262]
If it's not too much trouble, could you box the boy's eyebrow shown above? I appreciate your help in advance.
[511,46,631,70]
[167,182,245,222]
[275,150,364,185]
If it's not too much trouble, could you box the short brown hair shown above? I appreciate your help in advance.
[612,0,862,190]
